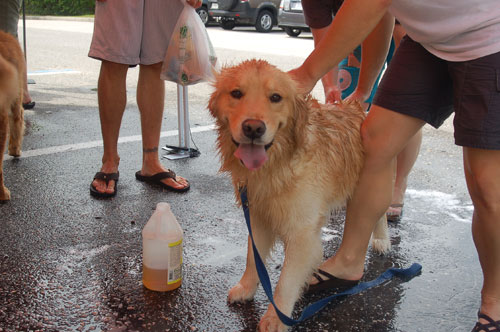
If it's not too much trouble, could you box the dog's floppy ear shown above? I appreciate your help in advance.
[208,88,219,119]
[207,70,222,120]
[292,93,309,147]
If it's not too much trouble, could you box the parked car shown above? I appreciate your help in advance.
[277,0,310,37]
[208,0,281,33]
[196,0,214,26]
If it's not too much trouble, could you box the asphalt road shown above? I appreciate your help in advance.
[0,18,480,332]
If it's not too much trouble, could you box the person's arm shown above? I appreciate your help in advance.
[186,0,202,8]
[311,27,341,104]
[346,12,394,103]
[290,0,392,94]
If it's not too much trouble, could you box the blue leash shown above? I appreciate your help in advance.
[239,186,422,327]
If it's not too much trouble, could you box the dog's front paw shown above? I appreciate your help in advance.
[0,186,11,201]
[371,238,391,254]
[8,145,21,157]
[258,307,288,332]
[227,282,257,303]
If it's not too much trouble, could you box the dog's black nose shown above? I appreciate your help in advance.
[242,119,266,140]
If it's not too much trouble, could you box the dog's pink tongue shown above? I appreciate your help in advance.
[234,143,268,170]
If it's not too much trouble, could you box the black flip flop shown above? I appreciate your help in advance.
[307,268,360,293]
[23,101,35,110]
[135,170,190,193]
[90,171,119,198]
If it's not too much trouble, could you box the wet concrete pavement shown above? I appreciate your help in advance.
[1,19,481,332]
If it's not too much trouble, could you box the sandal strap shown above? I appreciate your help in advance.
[312,272,324,283]
[312,269,337,283]
[389,203,404,208]
[147,170,177,182]
[316,268,337,280]
[93,172,119,183]
[473,313,500,331]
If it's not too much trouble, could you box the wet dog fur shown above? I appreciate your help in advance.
[208,59,390,332]
[0,31,25,201]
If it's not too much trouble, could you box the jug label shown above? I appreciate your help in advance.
[168,239,183,284]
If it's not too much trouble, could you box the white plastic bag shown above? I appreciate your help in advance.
[161,1,219,86]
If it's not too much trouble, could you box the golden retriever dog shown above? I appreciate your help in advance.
[0,31,25,201]
[208,59,390,332]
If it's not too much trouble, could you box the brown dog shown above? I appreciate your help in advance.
[0,31,25,201]
[208,59,390,332]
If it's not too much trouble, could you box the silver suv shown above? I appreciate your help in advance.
[208,0,281,33]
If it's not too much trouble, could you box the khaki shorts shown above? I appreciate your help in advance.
[0,0,21,39]
[373,36,500,150]
[88,0,184,65]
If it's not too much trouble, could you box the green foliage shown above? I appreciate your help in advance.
[25,0,95,16]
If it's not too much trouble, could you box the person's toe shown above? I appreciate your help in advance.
[105,180,116,194]
[93,179,108,194]
[163,176,188,190]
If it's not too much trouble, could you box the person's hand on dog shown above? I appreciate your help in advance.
[324,85,342,104]
[344,88,369,105]
[288,66,317,96]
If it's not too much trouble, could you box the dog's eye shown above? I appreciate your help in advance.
[230,89,243,99]
[270,93,282,103]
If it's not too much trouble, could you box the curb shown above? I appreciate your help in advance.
[25,15,94,22]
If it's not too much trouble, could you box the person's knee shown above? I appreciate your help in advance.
[100,61,128,79]
[139,62,163,72]
[360,121,394,164]
[468,171,500,213]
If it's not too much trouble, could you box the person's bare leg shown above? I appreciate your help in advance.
[387,128,422,218]
[22,69,32,105]
[464,148,500,324]
[311,106,425,282]
[392,23,406,49]
[91,61,128,195]
[136,62,189,190]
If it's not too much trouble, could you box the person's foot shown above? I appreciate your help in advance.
[23,90,35,110]
[308,255,364,287]
[386,203,404,222]
[22,101,35,110]
[140,164,189,192]
[91,162,119,196]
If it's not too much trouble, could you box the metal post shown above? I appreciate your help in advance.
[177,84,187,148]
[163,84,195,160]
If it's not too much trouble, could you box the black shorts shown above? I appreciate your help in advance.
[373,36,500,150]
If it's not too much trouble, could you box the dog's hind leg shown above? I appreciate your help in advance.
[259,227,323,332]
[371,215,391,254]
[228,222,275,303]
[8,96,24,157]
[0,110,10,201]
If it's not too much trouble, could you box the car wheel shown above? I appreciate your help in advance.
[284,27,301,37]
[196,6,209,26]
[255,10,273,33]
[220,19,236,30]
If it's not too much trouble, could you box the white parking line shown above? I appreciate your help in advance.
[28,69,81,76]
[2,124,215,161]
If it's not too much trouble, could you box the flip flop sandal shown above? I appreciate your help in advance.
[135,170,190,193]
[472,312,500,332]
[307,268,360,294]
[386,203,404,222]
[23,101,35,110]
[90,171,119,198]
